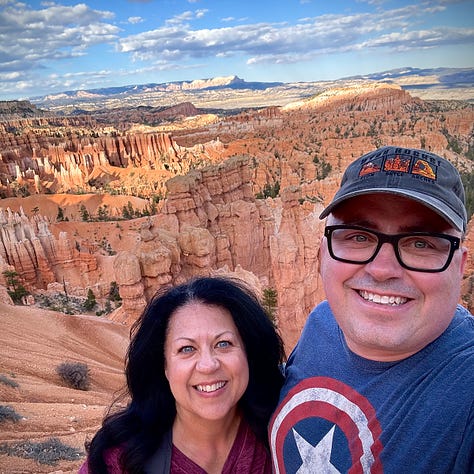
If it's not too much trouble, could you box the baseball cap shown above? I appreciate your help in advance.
[319,146,467,232]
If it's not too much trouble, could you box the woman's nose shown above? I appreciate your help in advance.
[196,350,220,372]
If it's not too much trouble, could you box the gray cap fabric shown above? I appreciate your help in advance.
[319,146,467,232]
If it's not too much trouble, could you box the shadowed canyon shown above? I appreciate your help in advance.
[0,81,473,472]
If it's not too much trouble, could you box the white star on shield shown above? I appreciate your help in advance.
[293,425,340,473]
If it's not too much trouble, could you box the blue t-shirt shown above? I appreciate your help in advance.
[270,302,474,473]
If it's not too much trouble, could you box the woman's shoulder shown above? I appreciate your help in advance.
[222,418,272,474]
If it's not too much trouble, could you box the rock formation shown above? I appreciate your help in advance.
[0,207,99,296]
[0,83,473,351]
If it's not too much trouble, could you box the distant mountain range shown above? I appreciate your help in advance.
[345,66,474,85]
[29,67,474,111]
[31,75,284,101]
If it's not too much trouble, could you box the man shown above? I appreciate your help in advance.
[270,146,474,473]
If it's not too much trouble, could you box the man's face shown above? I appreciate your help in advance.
[319,193,467,361]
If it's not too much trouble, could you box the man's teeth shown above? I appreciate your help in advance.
[196,381,226,392]
[359,290,407,305]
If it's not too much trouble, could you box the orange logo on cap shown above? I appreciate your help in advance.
[412,159,436,179]
[357,155,437,181]
[384,155,410,172]
[359,161,381,176]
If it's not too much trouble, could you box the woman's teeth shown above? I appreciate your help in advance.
[195,381,226,392]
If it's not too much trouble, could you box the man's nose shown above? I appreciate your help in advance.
[365,242,404,280]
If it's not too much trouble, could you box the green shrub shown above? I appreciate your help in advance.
[0,405,21,423]
[56,206,65,221]
[97,205,110,221]
[314,159,332,180]
[256,181,280,199]
[262,287,278,323]
[108,281,122,302]
[56,361,90,391]
[122,201,135,219]
[460,170,474,222]
[83,289,97,311]
[79,204,90,221]
[0,438,83,466]
[2,270,28,304]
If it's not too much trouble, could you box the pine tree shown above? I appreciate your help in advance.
[83,289,96,311]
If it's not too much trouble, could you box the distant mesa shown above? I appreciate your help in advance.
[26,67,474,112]
[0,100,46,117]
[31,75,284,103]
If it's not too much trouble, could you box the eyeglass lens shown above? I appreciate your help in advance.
[327,226,457,272]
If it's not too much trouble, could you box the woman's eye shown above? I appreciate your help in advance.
[216,340,231,349]
[178,345,195,354]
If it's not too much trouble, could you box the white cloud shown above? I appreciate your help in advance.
[195,9,208,19]
[128,16,143,24]
[0,0,472,98]
[358,27,474,51]
[165,10,195,25]
[117,3,474,68]
[0,2,120,73]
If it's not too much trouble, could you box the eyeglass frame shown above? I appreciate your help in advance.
[324,224,461,273]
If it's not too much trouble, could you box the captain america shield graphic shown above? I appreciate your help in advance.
[269,377,383,473]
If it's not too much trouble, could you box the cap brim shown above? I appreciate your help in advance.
[319,188,465,232]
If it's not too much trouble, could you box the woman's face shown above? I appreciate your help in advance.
[164,302,249,425]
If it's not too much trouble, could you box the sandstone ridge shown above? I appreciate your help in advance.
[0,82,472,342]
[0,82,473,472]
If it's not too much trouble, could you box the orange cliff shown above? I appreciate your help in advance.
[0,83,473,352]
[0,129,225,197]
[0,207,98,295]
[109,155,326,350]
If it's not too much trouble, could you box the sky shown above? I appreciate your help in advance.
[0,0,473,100]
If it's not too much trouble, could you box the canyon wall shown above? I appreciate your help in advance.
[0,83,473,351]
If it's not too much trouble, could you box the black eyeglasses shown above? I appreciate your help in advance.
[324,225,461,273]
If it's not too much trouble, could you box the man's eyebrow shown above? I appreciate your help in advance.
[336,218,375,228]
[337,219,451,233]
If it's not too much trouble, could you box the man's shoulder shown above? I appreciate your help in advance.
[297,300,338,344]
[306,300,333,324]
[451,304,474,340]
[436,305,474,374]
[456,304,474,319]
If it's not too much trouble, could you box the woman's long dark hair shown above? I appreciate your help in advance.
[87,276,285,473]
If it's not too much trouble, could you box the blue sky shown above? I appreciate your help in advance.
[0,0,473,100]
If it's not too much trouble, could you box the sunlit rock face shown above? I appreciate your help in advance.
[0,83,472,352]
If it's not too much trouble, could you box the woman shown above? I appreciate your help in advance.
[80,276,285,473]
